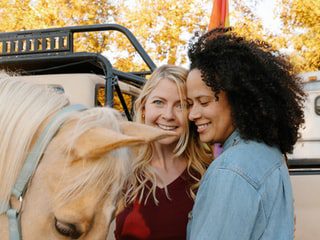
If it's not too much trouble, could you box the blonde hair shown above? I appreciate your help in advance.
[126,64,212,205]
[0,72,69,212]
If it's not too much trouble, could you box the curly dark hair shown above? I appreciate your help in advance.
[188,28,305,154]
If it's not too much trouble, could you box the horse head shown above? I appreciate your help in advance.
[0,73,174,239]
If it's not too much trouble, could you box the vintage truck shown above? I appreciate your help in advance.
[0,24,319,239]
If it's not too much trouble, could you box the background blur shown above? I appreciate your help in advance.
[0,0,319,73]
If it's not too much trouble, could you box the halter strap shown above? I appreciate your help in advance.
[7,209,21,240]
[0,201,9,215]
[3,104,87,240]
[12,104,87,199]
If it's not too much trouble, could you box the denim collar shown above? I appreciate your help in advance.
[222,130,241,152]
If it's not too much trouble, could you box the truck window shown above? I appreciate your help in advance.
[315,96,320,115]
[95,85,134,114]
[48,84,64,94]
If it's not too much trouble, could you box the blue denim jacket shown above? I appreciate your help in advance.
[187,131,294,240]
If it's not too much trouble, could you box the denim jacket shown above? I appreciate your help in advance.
[187,131,294,240]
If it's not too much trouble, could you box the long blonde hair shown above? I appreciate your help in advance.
[126,64,212,205]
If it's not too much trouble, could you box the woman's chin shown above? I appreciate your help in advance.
[157,135,179,146]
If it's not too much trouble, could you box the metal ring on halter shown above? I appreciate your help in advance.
[9,195,23,214]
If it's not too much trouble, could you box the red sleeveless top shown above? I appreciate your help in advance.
[114,171,194,240]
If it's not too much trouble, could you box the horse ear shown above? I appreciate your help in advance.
[72,128,146,161]
[72,124,175,161]
[119,121,176,142]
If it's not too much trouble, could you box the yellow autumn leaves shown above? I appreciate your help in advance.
[0,0,319,73]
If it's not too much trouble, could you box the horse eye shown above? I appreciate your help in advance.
[54,217,82,239]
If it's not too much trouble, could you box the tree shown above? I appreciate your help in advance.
[1,0,318,72]
[0,0,121,60]
[0,0,119,31]
[110,0,210,72]
[279,0,320,72]
[231,0,265,41]
[230,0,320,72]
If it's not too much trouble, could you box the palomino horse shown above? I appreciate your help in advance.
[0,73,172,239]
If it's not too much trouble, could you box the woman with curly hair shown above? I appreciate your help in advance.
[186,28,305,239]
[114,64,211,239]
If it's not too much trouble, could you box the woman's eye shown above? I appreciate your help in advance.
[152,100,163,105]
[176,103,182,109]
[54,217,82,239]
[198,96,213,106]
[200,101,209,106]
[187,100,193,107]
[176,102,188,110]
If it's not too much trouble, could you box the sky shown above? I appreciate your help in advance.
[229,0,281,34]
[255,0,281,33]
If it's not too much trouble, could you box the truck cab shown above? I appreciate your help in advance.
[10,73,142,112]
[288,71,320,239]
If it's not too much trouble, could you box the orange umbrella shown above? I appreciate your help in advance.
[208,0,230,30]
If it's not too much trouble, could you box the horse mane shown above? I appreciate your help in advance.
[0,72,132,213]
[53,108,132,208]
[0,72,69,212]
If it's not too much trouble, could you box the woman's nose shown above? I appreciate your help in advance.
[162,106,174,120]
[188,105,201,121]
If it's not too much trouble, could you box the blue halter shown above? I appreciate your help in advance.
[0,104,87,240]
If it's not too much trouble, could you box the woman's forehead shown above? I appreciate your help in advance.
[147,82,185,102]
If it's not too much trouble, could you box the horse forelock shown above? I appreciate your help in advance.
[52,108,132,208]
[0,73,69,213]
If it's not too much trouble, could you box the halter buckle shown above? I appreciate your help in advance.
[9,195,23,214]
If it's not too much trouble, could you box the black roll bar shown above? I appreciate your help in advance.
[0,24,156,120]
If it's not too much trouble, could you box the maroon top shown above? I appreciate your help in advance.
[115,170,194,240]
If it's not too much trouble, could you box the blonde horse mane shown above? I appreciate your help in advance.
[0,72,133,214]
[53,108,132,208]
[0,72,69,212]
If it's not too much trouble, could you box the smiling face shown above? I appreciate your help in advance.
[143,78,187,145]
[187,69,235,145]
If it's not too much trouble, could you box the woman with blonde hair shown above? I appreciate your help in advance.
[115,64,211,240]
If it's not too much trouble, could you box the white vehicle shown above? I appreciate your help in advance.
[289,71,320,239]
[10,73,142,110]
